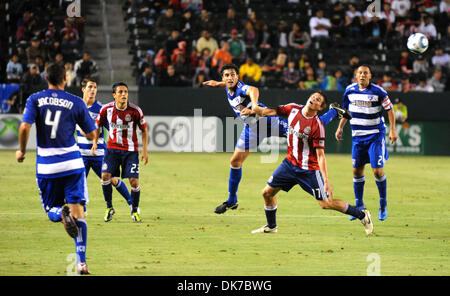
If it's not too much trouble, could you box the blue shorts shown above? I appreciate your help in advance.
[37,171,89,212]
[102,149,140,179]
[352,134,389,168]
[83,156,103,178]
[267,158,328,200]
[235,116,288,150]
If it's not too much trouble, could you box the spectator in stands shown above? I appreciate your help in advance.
[74,52,99,85]
[333,69,348,91]
[60,19,80,49]
[379,2,396,39]
[21,64,43,98]
[398,75,414,92]
[299,68,319,90]
[261,48,287,82]
[181,0,203,15]
[427,69,446,92]
[173,53,192,84]
[329,1,346,39]
[239,57,262,86]
[139,50,155,74]
[34,56,45,73]
[412,55,430,76]
[259,23,276,50]
[391,0,412,21]
[275,20,289,48]
[249,11,264,33]
[65,61,76,87]
[377,73,398,91]
[309,9,332,39]
[431,48,450,70]
[345,3,364,39]
[211,41,233,74]
[219,8,240,37]
[139,66,158,88]
[393,98,408,123]
[196,30,218,58]
[180,10,196,42]
[197,9,216,34]
[154,48,169,72]
[159,64,185,87]
[413,78,434,92]
[16,11,36,42]
[228,29,246,65]
[398,50,414,75]
[193,70,207,88]
[44,21,60,46]
[288,22,312,51]
[166,29,182,55]
[417,15,437,40]
[6,54,23,83]
[282,60,301,89]
[194,58,211,81]
[26,36,47,65]
[242,20,259,60]
[47,40,62,62]
[316,60,329,83]
[155,8,180,38]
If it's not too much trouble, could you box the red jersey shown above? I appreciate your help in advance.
[276,103,325,170]
[96,102,147,152]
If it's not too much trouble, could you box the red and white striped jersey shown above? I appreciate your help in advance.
[276,103,325,171]
[96,102,147,152]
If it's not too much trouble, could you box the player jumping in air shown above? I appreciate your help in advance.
[335,65,398,221]
[251,91,373,235]
[77,79,132,220]
[16,63,97,274]
[203,63,351,214]
[92,82,149,223]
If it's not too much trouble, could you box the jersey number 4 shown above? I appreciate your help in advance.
[45,109,62,139]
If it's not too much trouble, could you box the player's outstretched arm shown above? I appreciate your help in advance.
[253,105,277,117]
[202,80,226,88]
[248,86,259,108]
[16,122,31,163]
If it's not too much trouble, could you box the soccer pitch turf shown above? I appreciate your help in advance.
[0,151,449,276]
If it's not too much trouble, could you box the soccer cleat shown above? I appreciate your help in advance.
[61,205,79,238]
[251,225,278,234]
[131,211,142,223]
[330,102,352,120]
[350,205,366,221]
[77,262,91,275]
[360,209,374,235]
[378,205,388,221]
[104,207,115,222]
[214,201,239,214]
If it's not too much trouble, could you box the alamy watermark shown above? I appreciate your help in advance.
[66,0,81,17]
[366,253,381,276]
[366,0,382,18]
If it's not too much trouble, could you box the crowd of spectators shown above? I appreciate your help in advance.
[126,0,449,92]
[0,1,97,113]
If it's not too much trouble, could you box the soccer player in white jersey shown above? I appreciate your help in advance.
[250,92,373,235]
[335,65,398,221]
[16,63,97,274]
[77,79,132,221]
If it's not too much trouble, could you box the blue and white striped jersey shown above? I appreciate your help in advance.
[343,82,392,140]
[22,89,97,178]
[226,80,266,125]
[76,100,106,158]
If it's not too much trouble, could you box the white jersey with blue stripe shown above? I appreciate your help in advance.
[343,82,392,140]
[76,100,106,157]
[22,89,97,178]
[226,80,266,125]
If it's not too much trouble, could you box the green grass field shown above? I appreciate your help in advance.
[0,151,449,276]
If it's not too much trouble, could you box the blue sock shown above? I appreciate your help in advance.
[47,207,62,222]
[113,179,132,206]
[102,180,113,208]
[319,108,337,125]
[344,203,365,220]
[353,176,365,208]
[75,218,87,263]
[264,205,277,228]
[375,175,387,208]
[227,166,242,204]
[131,186,140,213]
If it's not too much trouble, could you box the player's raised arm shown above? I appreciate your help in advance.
[252,105,278,117]
[247,85,259,109]
[202,80,226,88]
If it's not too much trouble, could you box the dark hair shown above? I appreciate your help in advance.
[112,82,128,93]
[358,64,372,74]
[46,63,66,86]
[81,78,96,88]
[220,63,239,76]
